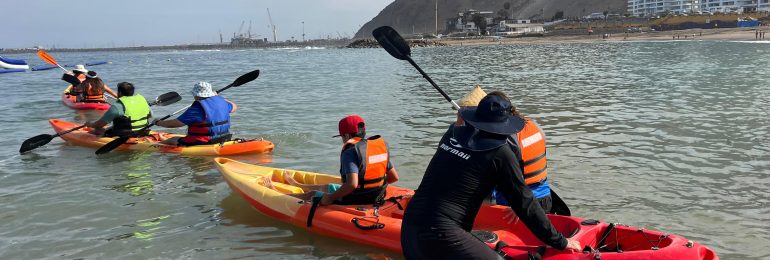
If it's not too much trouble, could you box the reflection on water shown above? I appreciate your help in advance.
[0,42,768,258]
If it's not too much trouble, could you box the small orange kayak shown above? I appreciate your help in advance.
[61,86,110,111]
[215,158,718,259]
[50,119,274,156]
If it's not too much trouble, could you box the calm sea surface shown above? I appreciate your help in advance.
[1,41,768,259]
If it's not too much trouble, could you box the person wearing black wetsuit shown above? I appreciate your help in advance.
[401,94,580,259]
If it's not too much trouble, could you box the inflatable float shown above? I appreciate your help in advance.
[32,61,109,71]
[0,69,26,74]
[0,56,30,70]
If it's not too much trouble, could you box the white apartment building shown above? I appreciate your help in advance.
[629,0,767,16]
[628,0,699,17]
[700,0,765,13]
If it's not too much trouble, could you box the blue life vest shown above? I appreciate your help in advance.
[182,95,231,144]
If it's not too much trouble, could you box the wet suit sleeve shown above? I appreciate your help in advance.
[493,145,567,250]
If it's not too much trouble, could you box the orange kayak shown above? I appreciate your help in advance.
[50,119,274,156]
[214,157,718,259]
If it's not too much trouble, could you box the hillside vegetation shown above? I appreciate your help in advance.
[354,0,626,38]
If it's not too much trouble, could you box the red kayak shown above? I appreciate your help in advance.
[215,158,718,259]
[61,86,110,111]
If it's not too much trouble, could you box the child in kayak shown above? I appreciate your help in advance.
[267,115,400,206]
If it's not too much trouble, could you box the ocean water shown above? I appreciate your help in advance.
[0,41,768,259]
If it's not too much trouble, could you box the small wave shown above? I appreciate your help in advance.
[193,49,221,52]
[729,40,770,44]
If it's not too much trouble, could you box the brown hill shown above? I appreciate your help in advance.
[354,0,626,38]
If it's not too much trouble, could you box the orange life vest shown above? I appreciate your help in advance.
[510,118,548,185]
[342,135,389,190]
[81,81,106,102]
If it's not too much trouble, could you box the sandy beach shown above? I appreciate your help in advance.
[437,26,770,46]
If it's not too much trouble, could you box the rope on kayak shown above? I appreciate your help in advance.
[351,217,385,230]
[594,226,671,253]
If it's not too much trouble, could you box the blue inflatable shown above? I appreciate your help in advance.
[0,69,26,74]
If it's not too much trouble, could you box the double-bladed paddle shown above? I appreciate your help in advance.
[94,69,260,155]
[37,50,69,73]
[372,26,571,215]
[372,26,460,110]
[19,91,182,154]
[39,50,116,100]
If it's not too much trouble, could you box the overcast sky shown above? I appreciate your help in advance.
[2,0,393,49]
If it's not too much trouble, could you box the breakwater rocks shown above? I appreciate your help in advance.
[346,39,447,48]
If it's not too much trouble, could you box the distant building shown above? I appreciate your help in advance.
[495,20,545,36]
[629,0,767,17]
[628,0,699,17]
[701,0,764,13]
[445,9,496,34]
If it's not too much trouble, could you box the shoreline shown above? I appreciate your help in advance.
[436,27,770,46]
[2,27,768,54]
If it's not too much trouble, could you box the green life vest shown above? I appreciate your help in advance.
[117,94,150,131]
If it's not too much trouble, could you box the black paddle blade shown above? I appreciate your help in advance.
[19,134,55,154]
[95,136,130,155]
[61,73,80,86]
[230,70,260,88]
[549,190,571,216]
[153,91,182,106]
[372,26,411,60]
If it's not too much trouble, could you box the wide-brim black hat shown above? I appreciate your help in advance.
[459,94,525,136]
[451,124,510,151]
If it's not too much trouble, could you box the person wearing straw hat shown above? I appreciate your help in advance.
[457,86,558,213]
[156,81,237,146]
[401,92,580,259]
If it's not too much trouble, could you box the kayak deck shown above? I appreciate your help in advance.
[50,119,274,156]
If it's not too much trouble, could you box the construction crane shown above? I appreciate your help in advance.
[236,20,245,37]
[248,20,252,38]
[267,8,277,42]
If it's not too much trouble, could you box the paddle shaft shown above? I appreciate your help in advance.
[55,124,87,137]
[404,57,461,110]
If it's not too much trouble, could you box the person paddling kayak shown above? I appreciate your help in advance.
[85,82,151,137]
[71,71,117,102]
[155,81,237,146]
[401,93,580,259]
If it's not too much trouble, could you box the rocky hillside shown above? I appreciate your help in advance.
[354,0,626,38]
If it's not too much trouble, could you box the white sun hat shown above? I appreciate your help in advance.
[192,81,217,98]
[73,64,88,73]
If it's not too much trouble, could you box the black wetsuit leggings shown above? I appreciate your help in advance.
[401,224,503,260]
